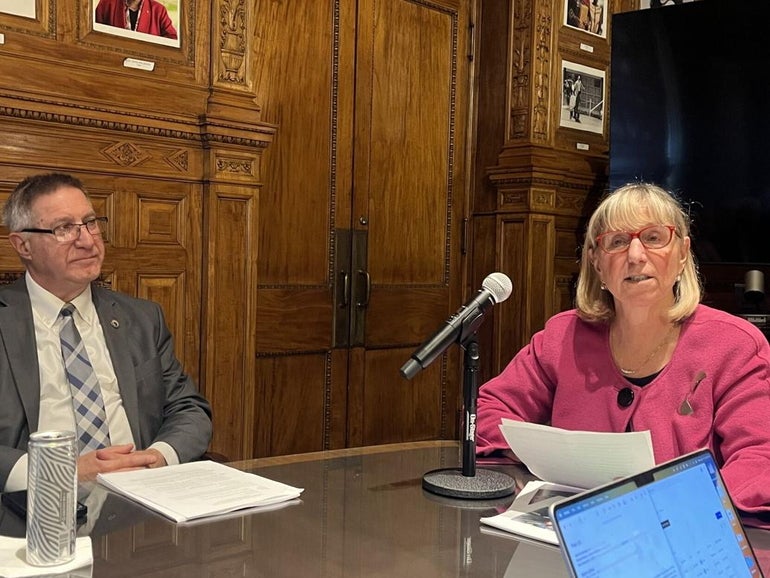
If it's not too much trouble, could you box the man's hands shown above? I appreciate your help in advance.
[77,444,168,483]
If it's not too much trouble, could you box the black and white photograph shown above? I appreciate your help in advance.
[0,0,35,18]
[92,0,180,48]
[560,61,605,134]
[564,0,607,38]
[640,0,700,7]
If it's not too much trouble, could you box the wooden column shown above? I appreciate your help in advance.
[471,0,610,376]
[200,0,275,461]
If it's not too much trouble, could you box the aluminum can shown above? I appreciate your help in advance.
[26,430,78,566]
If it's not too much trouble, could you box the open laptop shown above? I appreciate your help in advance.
[549,449,763,578]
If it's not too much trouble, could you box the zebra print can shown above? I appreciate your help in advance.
[26,430,78,566]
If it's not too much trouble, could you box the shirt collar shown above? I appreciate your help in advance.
[25,273,96,328]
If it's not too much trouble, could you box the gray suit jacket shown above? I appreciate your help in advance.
[0,278,212,487]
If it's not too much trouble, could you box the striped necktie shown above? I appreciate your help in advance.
[59,303,111,453]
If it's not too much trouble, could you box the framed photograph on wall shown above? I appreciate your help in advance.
[560,60,605,134]
[564,0,607,38]
[92,0,180,48]
[0,0,35,18]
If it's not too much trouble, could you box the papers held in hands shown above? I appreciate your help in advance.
[97,460,303,523]
[480,420,655,545]
[498,419,655,489]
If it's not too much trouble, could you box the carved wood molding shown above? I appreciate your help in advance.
[508,0,554,142]
[214,0,249,88]
[532,1,553,143]
[488,174,595,190]
[510,0,533,140]
[0,101,197,140]
[0,102,273,149]
[489,175,595,217]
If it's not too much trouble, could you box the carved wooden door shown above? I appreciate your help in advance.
[252,0,471,457]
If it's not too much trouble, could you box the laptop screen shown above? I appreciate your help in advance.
[550,449,762,578]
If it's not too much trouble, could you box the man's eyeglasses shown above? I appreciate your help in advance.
[595,224,677,254]
[22,216,109,243]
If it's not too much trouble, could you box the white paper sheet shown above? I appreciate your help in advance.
[499,419,655,489]
[97,460,303,523]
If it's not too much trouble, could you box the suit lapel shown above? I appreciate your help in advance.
[0,279,42,433]
[92,288,142,446]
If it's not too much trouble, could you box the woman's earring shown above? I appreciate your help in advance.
[600,282,607,291]
[674,273,682,301]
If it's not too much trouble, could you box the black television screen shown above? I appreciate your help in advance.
[609,0,770,265]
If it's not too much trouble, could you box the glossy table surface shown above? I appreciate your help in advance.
[2,441,769,577]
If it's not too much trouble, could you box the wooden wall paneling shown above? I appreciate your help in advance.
[90,175,202,386]
[524,212,556,339]
[0,119,204,180]
[554,213,584,309]
[497,215,528,365]
[201,178,259,461]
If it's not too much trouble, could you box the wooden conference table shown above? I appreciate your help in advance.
[2,441,770,577]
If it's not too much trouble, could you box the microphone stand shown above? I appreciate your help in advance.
[422,335,515,499]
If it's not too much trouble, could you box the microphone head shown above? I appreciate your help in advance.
[482,272,513,304]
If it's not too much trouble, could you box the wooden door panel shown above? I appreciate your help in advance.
[252,0,355,457]
[255,353,340,457]
[352,0,468,445]
[256,288,335,352]
[357,0,455,284]
[251,0,469,455]
[359,349,448,445]
[364,286,449,345]
[254,0,347,288]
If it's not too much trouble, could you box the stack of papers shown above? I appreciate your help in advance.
[97,460,303,523]
[480,420,655,545]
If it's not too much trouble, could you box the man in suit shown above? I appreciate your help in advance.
[0,173,212,492]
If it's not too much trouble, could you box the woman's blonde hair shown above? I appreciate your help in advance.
[575,182,702,323]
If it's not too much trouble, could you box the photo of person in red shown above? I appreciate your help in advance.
[95,0,178,40]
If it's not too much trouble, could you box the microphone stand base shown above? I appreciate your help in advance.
[422,467,515,500]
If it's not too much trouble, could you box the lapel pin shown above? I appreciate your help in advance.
[111,319,120,328]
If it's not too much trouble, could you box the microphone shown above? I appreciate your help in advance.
[400,272,513,379]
